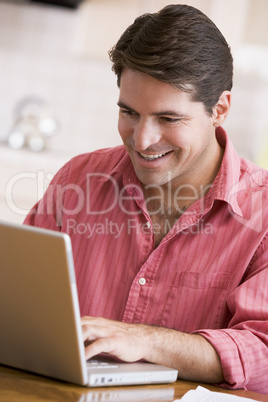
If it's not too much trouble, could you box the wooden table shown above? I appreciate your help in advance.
[0,365,268,401]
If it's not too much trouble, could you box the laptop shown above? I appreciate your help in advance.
[0,220,178,387]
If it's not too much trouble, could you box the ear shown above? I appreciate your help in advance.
[212,91,231,127]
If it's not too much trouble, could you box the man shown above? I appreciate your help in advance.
[24,4,268,393]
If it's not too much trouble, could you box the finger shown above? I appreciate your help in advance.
[81,323,108,342]
[81,316,125,341]
[84,337,116,360]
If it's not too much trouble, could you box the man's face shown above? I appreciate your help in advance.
[118,69,220,191]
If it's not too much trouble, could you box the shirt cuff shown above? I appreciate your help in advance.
[195,329,249,390]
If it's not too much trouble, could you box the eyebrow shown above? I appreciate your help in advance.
[117,101,185,117]
[117,101,136,113]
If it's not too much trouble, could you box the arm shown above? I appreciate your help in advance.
[81,316,224,384]
[23,161,70,229]
[82,234,268,391]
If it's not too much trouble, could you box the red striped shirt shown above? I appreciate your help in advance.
[24,127,268,393]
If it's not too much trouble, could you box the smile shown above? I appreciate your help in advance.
[139,151,171,161]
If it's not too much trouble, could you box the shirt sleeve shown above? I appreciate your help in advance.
[196,233,268,393]
[23,160,71,230]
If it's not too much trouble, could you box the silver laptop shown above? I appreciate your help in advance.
[0,220,178,387]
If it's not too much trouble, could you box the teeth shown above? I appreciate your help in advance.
[140,152,169,160]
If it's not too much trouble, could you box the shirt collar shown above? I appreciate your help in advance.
[206,126,243,217]
[97,131,245,217]
[96,146,142,189]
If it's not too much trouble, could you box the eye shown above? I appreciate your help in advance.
[120,109,137,117]
[161,116,181,124]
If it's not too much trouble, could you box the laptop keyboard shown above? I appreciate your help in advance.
[87,359,119,371]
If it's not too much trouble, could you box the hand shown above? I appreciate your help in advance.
[81,316,154,362]
[81,315,224,384]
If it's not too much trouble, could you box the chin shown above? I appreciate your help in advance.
[136,172,172,188]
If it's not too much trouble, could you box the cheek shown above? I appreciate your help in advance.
[118,117,131,141]
[167,128,191,150]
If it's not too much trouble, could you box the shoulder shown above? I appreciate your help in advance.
[236,158,268,236]
[68,145,127,172]
[239,157,268,189]
[220,127,268,189]
[58,145,128,179]
[50,145,128,188]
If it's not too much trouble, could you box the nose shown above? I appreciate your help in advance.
[133,118,161,152]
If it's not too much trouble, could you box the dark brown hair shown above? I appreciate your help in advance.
[109,4,233,116]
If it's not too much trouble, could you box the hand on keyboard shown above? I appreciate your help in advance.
[81,316,155,363]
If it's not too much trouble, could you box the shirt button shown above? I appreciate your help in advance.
[139,278,146,286]
[145,221,151,229]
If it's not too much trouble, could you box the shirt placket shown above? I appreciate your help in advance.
[122,242,164,324]
[121,180,158,323]
[121,175,216,324]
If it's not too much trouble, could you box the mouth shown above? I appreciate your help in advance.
[138,151,172,161]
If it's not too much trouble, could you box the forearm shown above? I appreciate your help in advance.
[82,316,224,384]
[144,325,224,384]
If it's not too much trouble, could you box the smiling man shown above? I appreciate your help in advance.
[116,69,228,246]
[24,4,268,393]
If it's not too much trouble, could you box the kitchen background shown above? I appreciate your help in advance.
[0,0,268,223]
